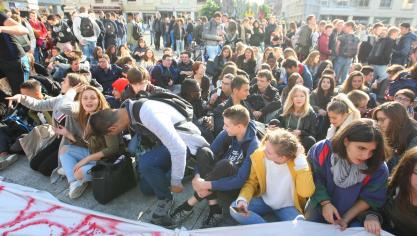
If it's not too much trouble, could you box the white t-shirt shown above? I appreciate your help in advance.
[262,158,295,210]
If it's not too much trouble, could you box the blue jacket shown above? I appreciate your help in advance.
[392,32,417,65]
[91,64,123,95]
[209,121,260,191]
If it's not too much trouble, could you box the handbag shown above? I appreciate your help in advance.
[90,155,137,204]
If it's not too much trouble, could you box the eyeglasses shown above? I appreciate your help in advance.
[394,95,411,103]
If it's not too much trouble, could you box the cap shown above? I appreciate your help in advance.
[112,78,129,93]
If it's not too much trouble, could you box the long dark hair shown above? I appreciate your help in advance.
[389,146,417,211]
[332,119,387,174]
[315,75,335,101]
[373,102,417,156]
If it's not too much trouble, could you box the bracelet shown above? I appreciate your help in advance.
[320,201,331,207]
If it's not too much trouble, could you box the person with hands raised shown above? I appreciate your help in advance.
[305,119,389,231]
[230,129,315,224]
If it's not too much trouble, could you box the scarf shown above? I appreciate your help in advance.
[330,153,367,188]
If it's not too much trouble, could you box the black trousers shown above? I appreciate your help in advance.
[154,32,162,50]
[194,147,238,201]
[29,137,61,176]
[0,58,27,95]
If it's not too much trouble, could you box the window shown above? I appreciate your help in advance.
[320,0,330,6]
[358,0,370,7]
[374,17,391,24]
[395,17,412,26]
[379,0,392,7]
[111,0,120,2]
[403,0,415,9]
[335,0,349,7]
[95,0,103,3]
[352,16,369,25]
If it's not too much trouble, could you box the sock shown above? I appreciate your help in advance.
[193,192,204,201]
[209,204,222,215]
[181,201,193,211]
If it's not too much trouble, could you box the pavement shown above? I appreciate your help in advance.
[0,154,238,230]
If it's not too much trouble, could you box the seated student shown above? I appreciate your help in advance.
[121,67,167,102]
[0,80,53,170]
[387,63,417,99]
[91,54,123,95]
[306,119,389,230]
[393,89,417,120]
[347,90,370,117]
[151,54,177,90]
[47,46,68,74]
[361,66,375,89]
[190,61,211,101]
[363,147,417,236]
[6,74,88,174]
[107,78,129,108]
[171,105,260,228]
[326,94,361,139]
[310,75,337,140]
[53,55,89,82]
[280,73,304,107]
[236,47,257,79]
[56,86,123,199]
[373,65,404,104]
[281,57,313,90]
[212,45,233,81]
[339,71,377,109]
[373,102,417,172]
[213,75,252,136]
[208,73,234,110]
[180,79,214,142]
[247,69,281,123]
[230,129,314,225]
[133,38,148,62]
[274,85,317,150]
[177,51,194,84]
[87,94,209,227]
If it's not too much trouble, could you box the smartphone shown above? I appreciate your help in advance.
[230,206,247,214]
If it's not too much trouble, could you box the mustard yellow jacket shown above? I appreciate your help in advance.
[238,148,315,213]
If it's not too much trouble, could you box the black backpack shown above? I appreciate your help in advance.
[132,23,142,41]
[80,17,94,37]
[104,20,116,36]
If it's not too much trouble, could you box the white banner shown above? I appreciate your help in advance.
[0,180,393,236]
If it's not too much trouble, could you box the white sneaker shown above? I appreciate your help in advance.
[69,181,88,199]
[57,167,65,176]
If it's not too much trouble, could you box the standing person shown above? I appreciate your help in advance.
[148,15,155,46]
[334,21,360,84]
[249,20,264,48]
[306,119,388,230]
[115,14,126,47]
[329,20,344,62]
[95,11,106,50]
[295,15,316,61]
[153,12,163,51]
[28,11,47,64]
[127,13,140,52]
[48,15,74,51]
[174,18,185,55]
[264,16,277,47]
[318,24,333,61]
[73,6,101,63]
[102,13,118,50]
[357,23,384,64]
[368,27,400,82]
[0,12,30,95]
[202,11,223,61]
[391,23,417,66]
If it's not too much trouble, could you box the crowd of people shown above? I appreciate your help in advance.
[0,6,417,235]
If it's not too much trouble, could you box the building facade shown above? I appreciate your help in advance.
[3,0,63,14]
[281,0,417,27]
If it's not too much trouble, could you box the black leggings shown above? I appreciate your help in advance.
[29,137,61,176]
[193,147,238,201]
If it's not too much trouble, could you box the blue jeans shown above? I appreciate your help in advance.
[170,31,175,49]
[334,56,353,84]
[163,32,170,47]
[371,65,388,82]
[230,197,303,225]
[137,144,173,200]
[176,40,184,54]
[206,45,220,61]
[304,200,362,227]
[20,55,30,81]
[59,145,95,183]
[81,41,96,63]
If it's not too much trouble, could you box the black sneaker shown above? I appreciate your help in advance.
[171,204,193,225]
[150,199,174,227]
[202,210,223,228]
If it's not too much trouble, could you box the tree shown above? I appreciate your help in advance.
[258,4,271,19]
[199,0,221,19]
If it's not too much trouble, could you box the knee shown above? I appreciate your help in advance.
[196,147,213,163]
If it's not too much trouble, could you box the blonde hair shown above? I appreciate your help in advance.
[283,85,311,117]
[261,129,299,159]
[77,86,110,131]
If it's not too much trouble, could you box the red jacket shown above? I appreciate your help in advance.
[29,19,47,47]
[318,34,331,61]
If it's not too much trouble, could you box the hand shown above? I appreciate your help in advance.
[209,93,218,105]
[192,176,208,192]
[168,80,173,86]
[364,215,381,236]
[73,158,89,173]
[322,202,341,224]
[253,111,262,120]
[236,200,249,215]
[334,218,348,231]
[296,144,305,157]
[371,82,378,90]
[170,184,184,193]
[6,94,23,108]
[53,125,70,138]
[203,116,214,130]
[292,130,302,136]
[318,109,327,116]
[73,83,86,93]
[197,189,211,198]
